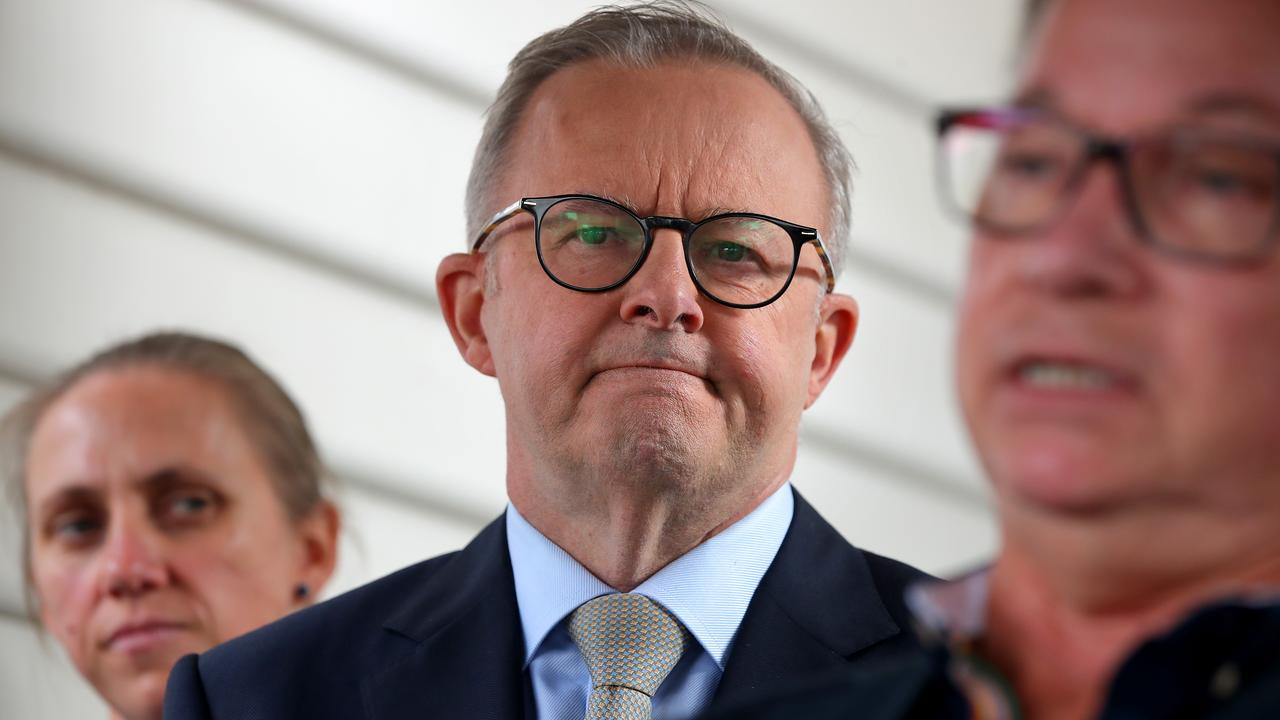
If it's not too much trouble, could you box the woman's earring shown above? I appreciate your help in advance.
[294,583,310,601]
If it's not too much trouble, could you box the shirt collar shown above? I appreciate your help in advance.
[507,482,794,670]
[905,567,991,645]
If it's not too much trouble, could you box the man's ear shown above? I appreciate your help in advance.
[436,252,495,377]
[805,291,859,408]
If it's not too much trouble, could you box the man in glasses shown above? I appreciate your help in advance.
[721,0,1280,717]
[164,3,928,719]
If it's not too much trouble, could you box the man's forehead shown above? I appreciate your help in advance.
[497,59,827,224]
[1013,87,1280,136]
[1020,0,1280,133]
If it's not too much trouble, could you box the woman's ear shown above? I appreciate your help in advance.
[293,500,340,605]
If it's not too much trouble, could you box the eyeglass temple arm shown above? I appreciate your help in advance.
[472,200,527,252]
[806,231,837,293]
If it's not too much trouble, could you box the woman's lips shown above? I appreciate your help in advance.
[103,621,190,654]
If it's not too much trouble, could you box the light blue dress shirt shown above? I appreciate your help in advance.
[506,483,795,720]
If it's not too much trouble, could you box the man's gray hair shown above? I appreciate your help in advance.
[464,0,855,277]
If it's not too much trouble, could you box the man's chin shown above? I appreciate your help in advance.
[991,443,1154,516]
[583,421,717,486]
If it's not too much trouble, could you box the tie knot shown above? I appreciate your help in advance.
[569,593,689,697]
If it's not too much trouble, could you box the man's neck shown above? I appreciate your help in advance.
[509,471,787,591]
[982,501,1280,720]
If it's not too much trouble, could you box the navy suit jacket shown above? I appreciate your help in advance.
[164,490,928,719]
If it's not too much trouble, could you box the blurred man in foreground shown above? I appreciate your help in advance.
[164,3,928,718]
[720,0,1280,717]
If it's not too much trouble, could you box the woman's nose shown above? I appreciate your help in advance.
[99,521,169,599]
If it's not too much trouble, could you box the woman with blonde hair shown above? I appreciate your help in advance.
[3,331,340,720]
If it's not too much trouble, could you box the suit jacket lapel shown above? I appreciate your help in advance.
[713,490,901,707]
[363,517,528,720]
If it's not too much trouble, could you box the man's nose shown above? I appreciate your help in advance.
[619,229,705,332]
[99,519,169,599]
[1016,163,1147,299]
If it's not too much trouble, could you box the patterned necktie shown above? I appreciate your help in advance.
[568,593,689,720]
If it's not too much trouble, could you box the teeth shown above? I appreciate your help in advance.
[1019,362,1114,390]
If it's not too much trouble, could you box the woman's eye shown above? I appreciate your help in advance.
[161,488,220,522]
[51,513,104,544]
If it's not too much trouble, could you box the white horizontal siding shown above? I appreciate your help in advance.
[0,0,483,292]
[721,0,1019,105]
[793,440,995,574]
[0,615,109,720]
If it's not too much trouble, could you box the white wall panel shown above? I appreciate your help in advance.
[808,261,983,493]
[250,0,598,94]
[722,0,1020,105]
[0,0,482,290]
[325,481,485,599]
[793,441,995,576]
[0,616,108,720]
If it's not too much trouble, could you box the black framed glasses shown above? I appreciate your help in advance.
[471,194,836,309]
[936,107,1280,264]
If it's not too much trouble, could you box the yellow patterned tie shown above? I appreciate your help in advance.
[569,593,689,720]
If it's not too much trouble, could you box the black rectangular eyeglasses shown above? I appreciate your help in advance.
[471,194,836,309]
[936,106,1280,265]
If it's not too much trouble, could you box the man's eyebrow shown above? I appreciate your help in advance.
[583,190,645,212]
[697,206,755,219]
[560,193,753,220]
[1186,93,1280,121]
[561,190,637,209]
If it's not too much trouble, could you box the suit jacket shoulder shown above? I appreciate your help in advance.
[164,516,529,720]
[709,490,933,710]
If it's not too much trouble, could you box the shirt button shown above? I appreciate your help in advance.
[1210,663,1241,699]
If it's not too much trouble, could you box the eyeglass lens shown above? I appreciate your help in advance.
[536,197,799,305]
[942,112,1280,260]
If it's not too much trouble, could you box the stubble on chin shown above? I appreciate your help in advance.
[546,396,744,513]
